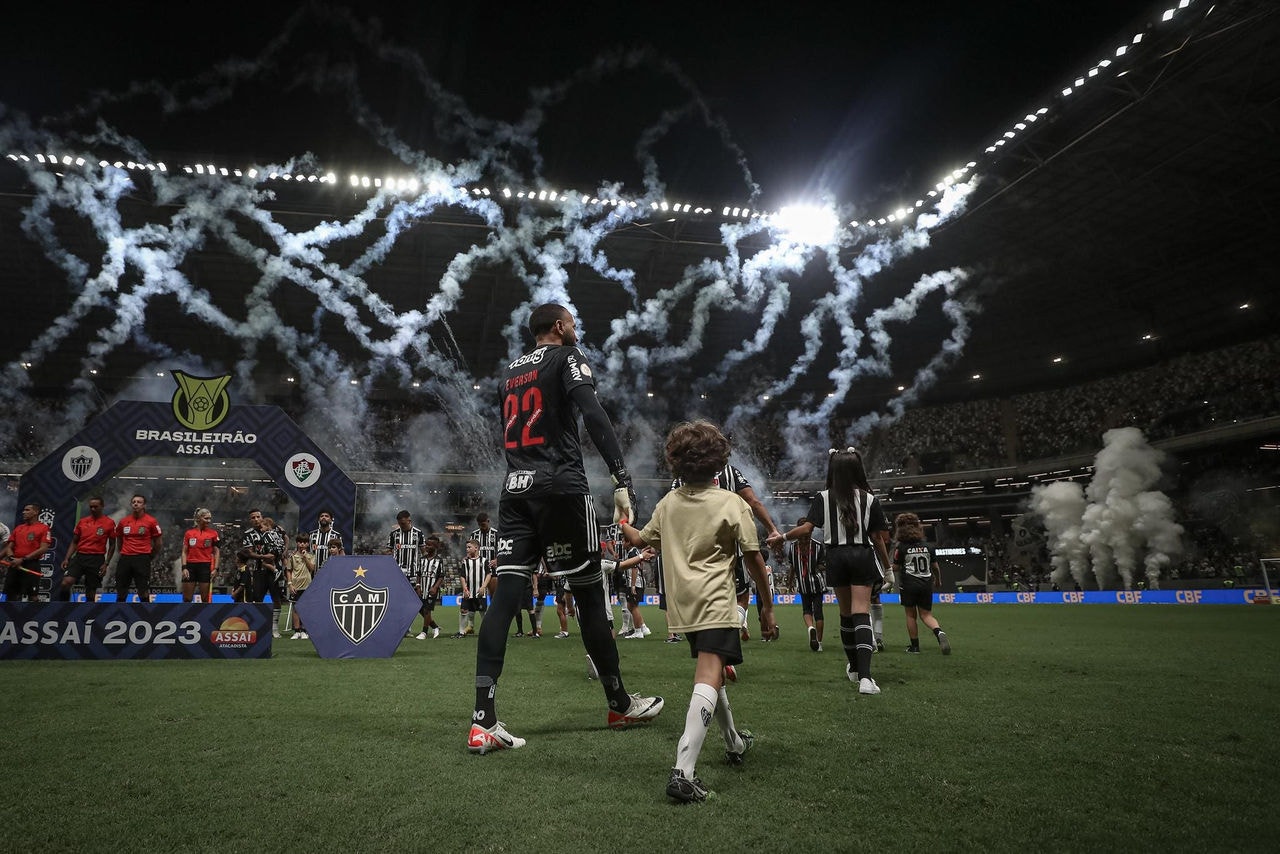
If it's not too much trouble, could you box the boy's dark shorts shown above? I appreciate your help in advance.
[685,627,743,666]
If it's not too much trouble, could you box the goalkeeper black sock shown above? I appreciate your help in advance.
[474,677,496,728]
[569,566,631,711]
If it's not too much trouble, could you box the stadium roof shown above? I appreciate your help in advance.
[1,0,1276,423]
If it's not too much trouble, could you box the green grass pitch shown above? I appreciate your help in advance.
[2,604,1277,852]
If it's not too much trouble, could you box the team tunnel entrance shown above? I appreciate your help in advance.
[62,458,302,601]
[16,400,355,601]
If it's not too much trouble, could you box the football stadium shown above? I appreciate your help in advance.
[1,1,1277,850]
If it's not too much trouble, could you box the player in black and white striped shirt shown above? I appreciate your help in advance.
[454,539,491,638]
[387,511,433,639]
[782,520,827,652]
[307,509,342,573]
[388,511,426,576]
[417,534,445,639]
[469,513,499,571]
[772,449,890,695]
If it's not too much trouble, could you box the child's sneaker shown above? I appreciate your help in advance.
[666,768,709,803]
[725,729,754,766]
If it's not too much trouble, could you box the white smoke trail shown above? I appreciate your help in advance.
[2,5,991,510]
[1032,427,1184,589]
[1029,480,1091,589]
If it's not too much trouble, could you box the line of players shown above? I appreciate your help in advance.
[388,510,583,642]
[4,491,950,661]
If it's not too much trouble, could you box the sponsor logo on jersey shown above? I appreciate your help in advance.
[508,346,548,370]
[497,538,514,556]
[567,354,583,381]
[171,371,232,431]
[545,541,573,560]
[505,470,534,493]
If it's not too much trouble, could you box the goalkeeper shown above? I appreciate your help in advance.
[465,303,664,755]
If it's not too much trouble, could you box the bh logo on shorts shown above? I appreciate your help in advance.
[330,579,387,644]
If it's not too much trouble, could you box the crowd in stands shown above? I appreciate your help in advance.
[4,336,1275,476]
[867,398,1007,474]
[853,335,1279,473]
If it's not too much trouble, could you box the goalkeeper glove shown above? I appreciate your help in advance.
[611,469,636,524]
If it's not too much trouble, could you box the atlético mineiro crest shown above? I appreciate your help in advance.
[330,580,387,644]
[61,445,102,483]
[69,452,93,479]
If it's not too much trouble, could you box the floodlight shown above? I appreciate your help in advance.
[775,204,839,246]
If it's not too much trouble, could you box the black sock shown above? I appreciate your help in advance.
[516,612,524,633]
[475,574,524,704]
[908,637,920,649]
[569,566,631,711]
[840,614,858,669]
[933,626,944,638]
[853,613,873,679]
[474,677,496,729]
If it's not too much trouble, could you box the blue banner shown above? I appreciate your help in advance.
[0,602,272,660]
[766,589,1272,605]
[295,556,422,658]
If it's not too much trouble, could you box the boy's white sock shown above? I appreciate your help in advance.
[675,682,718,777]
[714,686,746,753]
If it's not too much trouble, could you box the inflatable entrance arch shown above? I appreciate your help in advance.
[16,382,355,595]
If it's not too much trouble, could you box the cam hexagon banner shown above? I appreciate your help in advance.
[295,555,421,658]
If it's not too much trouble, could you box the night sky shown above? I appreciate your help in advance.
[1,0,1157,210]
